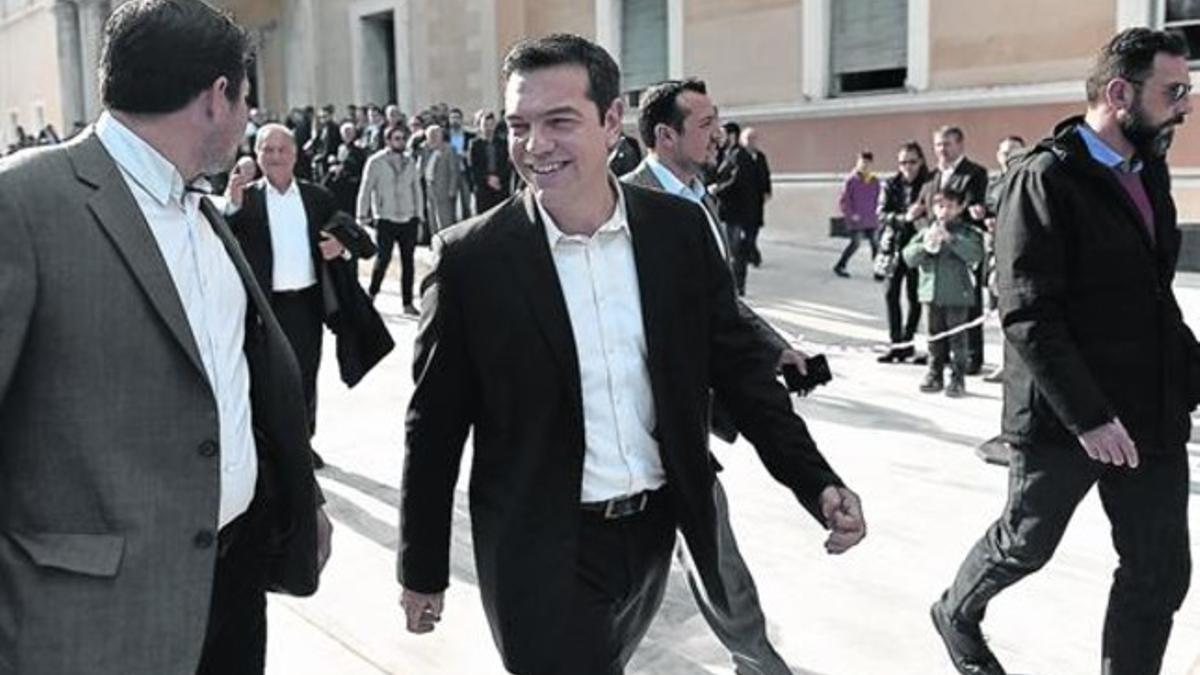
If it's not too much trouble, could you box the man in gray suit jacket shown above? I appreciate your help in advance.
[0,2,330,673]
[623,78,814,675]
[420,124,461,235]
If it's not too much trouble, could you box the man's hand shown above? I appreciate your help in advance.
[1077,418,1139,468]
[318,231,346,260]
[777,347,809,375]
[905,202,926,222]
[984,216,997,232]
[400,589,445,634]
[968,204,987,221]
[819,486,866,554]
[224,159,255,209]
[316,506,333,573]
[486,174,502,191]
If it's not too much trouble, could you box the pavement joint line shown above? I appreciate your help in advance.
[275,598,394,675]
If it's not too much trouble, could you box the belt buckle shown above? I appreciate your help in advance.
[603,491,649,520]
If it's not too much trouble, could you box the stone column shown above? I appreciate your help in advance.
[77,0,111,122]
[52,0,84,130]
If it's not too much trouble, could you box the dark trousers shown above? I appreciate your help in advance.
[926,303,969,377]
[834,229,879,271]
[941,445,1191,675]
[272,286,323,436]
[744,223,763,265]
[885,260,921,345]
[967,262,985,370]
[196,511,268,675]
[368,218,418,304]
[559,492,676,675]
[679,480,790,675]
[727,222,751,295]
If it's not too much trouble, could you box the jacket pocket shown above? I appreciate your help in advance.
[4,532,124,578]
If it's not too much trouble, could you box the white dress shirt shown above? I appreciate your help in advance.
[939,156,965,188]
[264,179,318,291]
[538,187,666,502]
[646,155,729,260]
[96,112,257,528]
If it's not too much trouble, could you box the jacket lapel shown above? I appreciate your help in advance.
[200,197,276,333]
[70,133,207,378]
[502,191,582,396]
[622,185,670,386]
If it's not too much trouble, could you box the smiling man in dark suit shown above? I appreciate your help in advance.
[397,33,866,675]
[0,2,330,673]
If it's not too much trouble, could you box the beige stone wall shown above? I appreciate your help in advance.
[496,0,595,62]
[683,0,803,107]
[928,0,1116,89]
[415,0,486,110]
[0,1,62,145]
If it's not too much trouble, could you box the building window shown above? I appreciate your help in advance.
[830,0,908,95]
[620,0,668,106]
[1163,0,1200,66]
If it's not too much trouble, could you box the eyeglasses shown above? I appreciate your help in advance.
[1126,78,1193,104]
[898,159,920,166]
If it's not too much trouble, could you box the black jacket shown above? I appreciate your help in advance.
[229,179,393,387]
[467,135,512,193]
[399,185,843,673]
[919,156,989,231]
[714,146,772,226]
[996,116,1200,453]
[878,168,932,253]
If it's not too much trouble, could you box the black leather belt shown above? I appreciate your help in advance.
[272,285,318,298]
[580,488,661,520]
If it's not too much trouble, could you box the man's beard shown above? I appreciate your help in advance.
[1121,101,1184,158]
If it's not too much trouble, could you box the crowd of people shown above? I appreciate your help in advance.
[0,0,1195,673]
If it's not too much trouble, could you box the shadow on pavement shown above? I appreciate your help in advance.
[799,393,988,451]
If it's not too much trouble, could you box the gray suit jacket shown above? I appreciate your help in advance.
[0,131,322,675]
[622,159,789,443]
[421,145,459,202]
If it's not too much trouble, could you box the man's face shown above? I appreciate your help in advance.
[933,195,964,222]
[933,132,963,166]
[897,149,922,181]
[369,109,383,126]
[340,123,356,144]
[662,90,720,173]
[482,115,497,136]
[256,128,297,185]
[387,129,406,152]
[505,65,621,210]
[449,111,463,129]
[1119,53,1193,157]
[996,139,1023,169]
[426,127,444,147]
[203,77,250,175]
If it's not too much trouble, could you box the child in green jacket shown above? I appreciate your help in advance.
[902,187,985,397]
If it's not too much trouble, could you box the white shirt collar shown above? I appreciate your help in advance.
[645,155,706,205]
[264,177,300,198]
[95,111,190,208]
[539,177,630,247]
[940,155,965,175]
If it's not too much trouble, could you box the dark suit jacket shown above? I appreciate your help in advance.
[0,132,321,674]
[713,146,772,226]
[996,117,1200,453]
[399,185,843,673]
[467,135,512,194]
[919,156,989,229]
[229,179,393,387]
[622,159,790,443]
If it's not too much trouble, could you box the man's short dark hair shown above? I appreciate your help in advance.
[100,0,252,114]
[1085,28,1188,104]
[722,121,741,139]
[501,33,620,122]
[859,150,874,161]
[637,79,708,149]
[934,126,964,143]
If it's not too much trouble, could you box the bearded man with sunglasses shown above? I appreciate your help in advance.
[931,28,1195,675]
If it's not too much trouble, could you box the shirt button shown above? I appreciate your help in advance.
[193,530,215,549]
[198,440,218,458]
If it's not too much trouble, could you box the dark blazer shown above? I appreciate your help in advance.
[996,116,1200,453]
[0,132,320,674]
[467,135,512,194]
[399,185,843,673]
[229,179,393,387]
[622,159,789,443]
[919,156,989,229]
[713,146,772,226]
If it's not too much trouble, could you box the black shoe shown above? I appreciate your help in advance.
[833,266,850,278]
[912,354,929,366]
[930,600,1007,675]
[919,371,944,393]
[946,374,966,398]
[311,450,326,470]
[966,362,983,376]
[877,351,901,364]
[894,346,915,361]
[975,438,1011,466]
